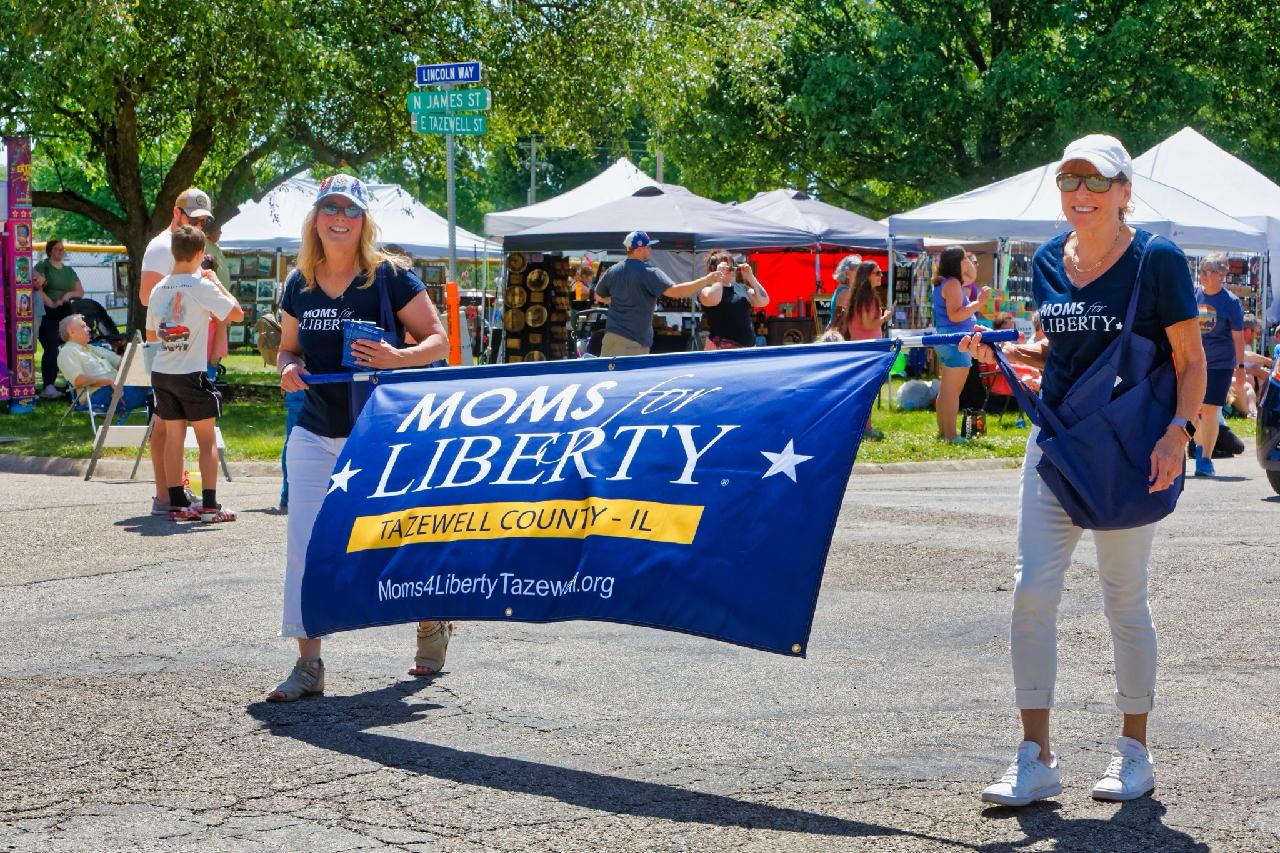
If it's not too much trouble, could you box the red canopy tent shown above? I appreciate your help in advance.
[748,251,888,317]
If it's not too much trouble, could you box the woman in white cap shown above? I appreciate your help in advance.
[269,173,455,702]
[962,134,1205,806]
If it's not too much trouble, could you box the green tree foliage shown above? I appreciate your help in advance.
[663,0,1280,216]
[0,0,767,328]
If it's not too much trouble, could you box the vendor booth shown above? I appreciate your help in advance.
[483,157,660,238]
[218,176,500,348]
[1135,127,1280,334]
[736,189,925,323]
[2,137,35,407]
[499,184,816,360]
[888,162,1269,330]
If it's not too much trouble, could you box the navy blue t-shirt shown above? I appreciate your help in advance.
[280,262,426,438]
[1033,230,1198,408]
[1192,285,1244,369]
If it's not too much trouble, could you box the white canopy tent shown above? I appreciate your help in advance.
[1135,127,1280,325]
[220,177,500,258]
[483,157,660,238]
[888,163,1267,253]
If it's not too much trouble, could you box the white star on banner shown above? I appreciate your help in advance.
[761,440,813,483]
[328,459,363,495]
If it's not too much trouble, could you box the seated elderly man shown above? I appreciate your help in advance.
[56,314,151,412]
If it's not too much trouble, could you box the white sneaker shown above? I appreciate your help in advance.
[981,740,1063,806]
[39,384,61,399]
[1091,736,1155,801]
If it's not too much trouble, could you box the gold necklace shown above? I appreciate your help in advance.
[1069,228,1124,275]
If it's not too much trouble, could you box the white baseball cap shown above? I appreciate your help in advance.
[1060,134,1132,180]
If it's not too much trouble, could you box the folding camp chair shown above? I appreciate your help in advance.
[84,337,232,483]
[57,345,149,435]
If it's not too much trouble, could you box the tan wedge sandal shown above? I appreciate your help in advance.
[408,621,453,677]
[266,657,324,702]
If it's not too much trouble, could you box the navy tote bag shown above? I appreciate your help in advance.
[994,236,1185,531]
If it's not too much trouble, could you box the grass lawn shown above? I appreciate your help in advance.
[0,387,1026,467]
[10,343,1027,464]
[855,392,1029,464]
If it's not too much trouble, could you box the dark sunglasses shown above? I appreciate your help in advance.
[185,214,212,227]
[318,202,365,218]
[1056,173,1121,193]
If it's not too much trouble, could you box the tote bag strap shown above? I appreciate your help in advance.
[373,261,406,347]
[991,233,1161,433]
[1119,232,1160,339]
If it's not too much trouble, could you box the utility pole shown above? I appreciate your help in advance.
[519,134,541,204]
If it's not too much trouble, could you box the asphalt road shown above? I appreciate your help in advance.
[1,447,1278,852]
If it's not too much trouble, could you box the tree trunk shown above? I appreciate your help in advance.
[124,229,150,334]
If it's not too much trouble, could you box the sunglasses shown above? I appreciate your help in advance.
[1056,173,1122,193]
[185,215,212,227]
[318,202,365,218]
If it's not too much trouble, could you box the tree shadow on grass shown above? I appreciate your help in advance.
[979,798,1209,852]
[246,679,976,847]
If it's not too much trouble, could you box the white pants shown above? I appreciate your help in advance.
[1011,430,1158,713]
[280,426,346,638]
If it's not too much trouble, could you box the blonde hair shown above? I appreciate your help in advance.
[295,206,408,290]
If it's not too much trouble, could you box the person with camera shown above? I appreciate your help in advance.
[698,251,768,350]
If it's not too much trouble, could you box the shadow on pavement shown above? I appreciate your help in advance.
[246,680,977,847]
[113,514,217,537]
[979,797,1208,852]
[243,506,287,516]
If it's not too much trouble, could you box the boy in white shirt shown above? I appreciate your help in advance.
[145,225,244,522]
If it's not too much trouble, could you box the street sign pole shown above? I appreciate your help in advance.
[445,83,457,284]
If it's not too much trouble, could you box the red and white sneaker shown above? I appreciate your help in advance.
[200,505,237,524]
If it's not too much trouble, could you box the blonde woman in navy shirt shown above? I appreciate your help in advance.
[269,175,454,702]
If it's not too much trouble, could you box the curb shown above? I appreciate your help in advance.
[0,453,283,480]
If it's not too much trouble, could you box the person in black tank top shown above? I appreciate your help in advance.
[698,250,770,349]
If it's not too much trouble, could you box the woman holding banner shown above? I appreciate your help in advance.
[962,135,1204,806]
[268,174,452,702]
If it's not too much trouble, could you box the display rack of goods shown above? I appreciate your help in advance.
[502,252,573,362]
[225,252,278,348]
[1222,256,1263,316]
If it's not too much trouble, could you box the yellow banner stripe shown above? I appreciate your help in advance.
[347,498,704,553]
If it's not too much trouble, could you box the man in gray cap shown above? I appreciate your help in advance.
[594,230,727,356]
[139,187,218,515]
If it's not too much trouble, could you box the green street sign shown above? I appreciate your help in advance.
[407,88,491,113]
[412,113,488,135]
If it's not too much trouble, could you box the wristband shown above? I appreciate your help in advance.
[1169,415,1195,440]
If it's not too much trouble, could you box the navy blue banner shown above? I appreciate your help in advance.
[301,342,897,655]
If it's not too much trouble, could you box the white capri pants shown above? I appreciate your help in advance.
[280,425,346,638]
[1011,430,1158,714]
